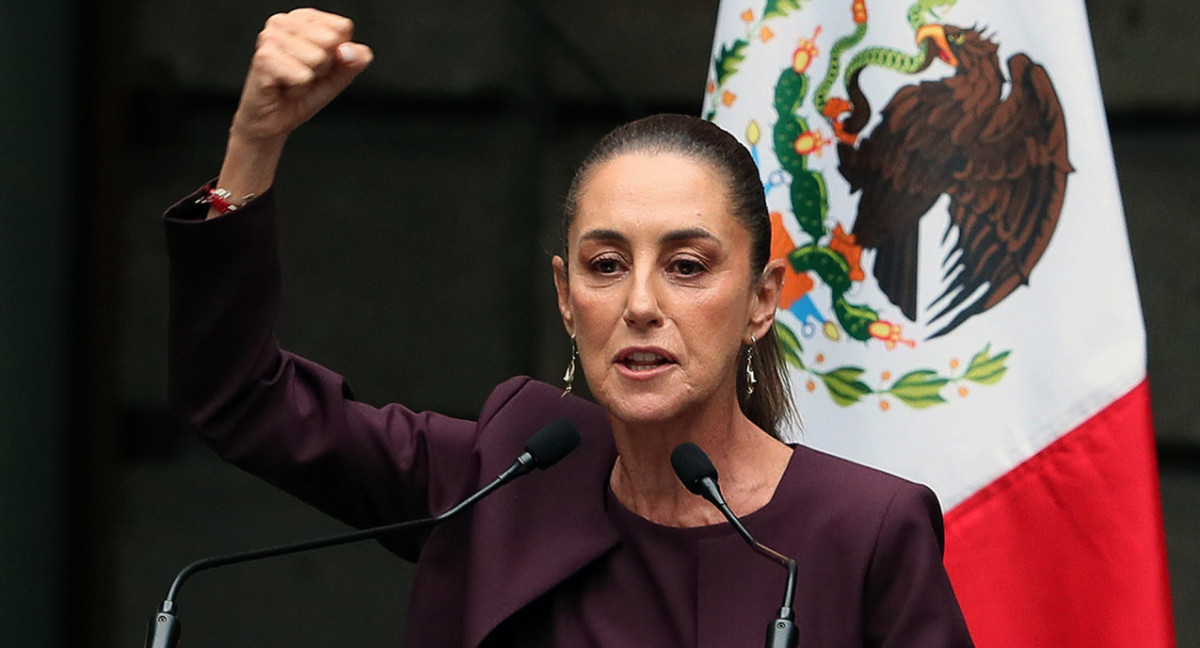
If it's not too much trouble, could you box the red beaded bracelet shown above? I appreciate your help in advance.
[197,185,256,215]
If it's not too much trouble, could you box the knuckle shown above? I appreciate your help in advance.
[305,47,331,69]
[254,37,282,56]
[250,45,275,67]
[255,28,277,47]
[306,26,340,50]
[293,66,315,85]
[332,16,354,36]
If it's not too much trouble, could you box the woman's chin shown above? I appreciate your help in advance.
[593,384,692,427]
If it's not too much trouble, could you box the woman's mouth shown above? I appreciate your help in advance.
[614,347,677,378]
[622,351,670,371]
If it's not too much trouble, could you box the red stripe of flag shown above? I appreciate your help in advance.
[943,380,1175,647]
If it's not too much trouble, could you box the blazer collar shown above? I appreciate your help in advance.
[459,435,800,648]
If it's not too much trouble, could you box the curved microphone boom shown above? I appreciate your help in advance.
[671,442,800,648]
[146,419,581,648]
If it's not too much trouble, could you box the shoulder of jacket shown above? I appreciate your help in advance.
[476,376,609,445]
[790,444,939,513]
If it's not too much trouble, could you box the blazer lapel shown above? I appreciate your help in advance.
[461,385,620,647]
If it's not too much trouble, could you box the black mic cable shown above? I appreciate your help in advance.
[671,442,799,648]
[146,419,581,648]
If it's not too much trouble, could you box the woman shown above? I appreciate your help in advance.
[166,8,974,647]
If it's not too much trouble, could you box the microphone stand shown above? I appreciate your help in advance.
[709,490,800,648]
[145,478,499,648]
[670,442,799,648]
[146,419,579,648]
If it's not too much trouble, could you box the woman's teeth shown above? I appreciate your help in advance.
[624,352,667,370]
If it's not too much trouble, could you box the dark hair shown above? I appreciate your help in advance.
[561,114,796,437]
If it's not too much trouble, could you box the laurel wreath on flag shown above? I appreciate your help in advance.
[706,0,1012,410]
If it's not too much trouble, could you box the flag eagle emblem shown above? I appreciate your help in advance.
[705,0,1072,408]
[833,22,1073,338]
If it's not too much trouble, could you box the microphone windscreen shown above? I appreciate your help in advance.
[671,442,718,495]
[524,419,581,468]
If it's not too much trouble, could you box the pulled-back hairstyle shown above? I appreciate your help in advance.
[561,114,796,437]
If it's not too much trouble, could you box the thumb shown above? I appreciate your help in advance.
[328,42,373,87]
[280,42,372,120]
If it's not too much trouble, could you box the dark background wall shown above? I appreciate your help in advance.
[2,1,1197,646]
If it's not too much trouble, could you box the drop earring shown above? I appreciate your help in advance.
[562,335,577,397]
[744,336,757,397]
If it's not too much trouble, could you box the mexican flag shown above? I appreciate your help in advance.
[704,0,1174,645]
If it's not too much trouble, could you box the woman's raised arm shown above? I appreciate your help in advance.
[209,8,372,219]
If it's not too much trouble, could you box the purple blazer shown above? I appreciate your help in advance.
[165,187,973,648]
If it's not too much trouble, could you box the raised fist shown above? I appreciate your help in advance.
[230,8,373,143]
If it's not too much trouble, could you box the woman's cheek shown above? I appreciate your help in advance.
[572,288,623,330]
[570,294,615,375]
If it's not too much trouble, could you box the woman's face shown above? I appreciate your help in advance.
[553,151,783,425]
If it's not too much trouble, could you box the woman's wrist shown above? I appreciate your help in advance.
[208,132,286,220]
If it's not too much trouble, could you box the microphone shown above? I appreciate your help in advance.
[146,419,581,648]
[671,442,799,648]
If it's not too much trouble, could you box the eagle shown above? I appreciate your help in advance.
[836,24,1073,338]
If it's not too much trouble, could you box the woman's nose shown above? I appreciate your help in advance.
[623,269,663,329]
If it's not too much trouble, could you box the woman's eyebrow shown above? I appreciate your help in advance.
[577,227,718,245]
[660,227,718,245]
[578,228,629,245]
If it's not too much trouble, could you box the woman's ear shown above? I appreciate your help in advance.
[747,258,786,340]
[552,255,574,334]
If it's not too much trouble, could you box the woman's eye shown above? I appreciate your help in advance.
[592,257,623,274]
[670,258,706,276]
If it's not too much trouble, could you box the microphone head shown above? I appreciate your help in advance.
[524,419,581,469]
[671,442,718,496]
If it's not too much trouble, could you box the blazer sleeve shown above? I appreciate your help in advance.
[862,483,975,647]
[164,186,481,561]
